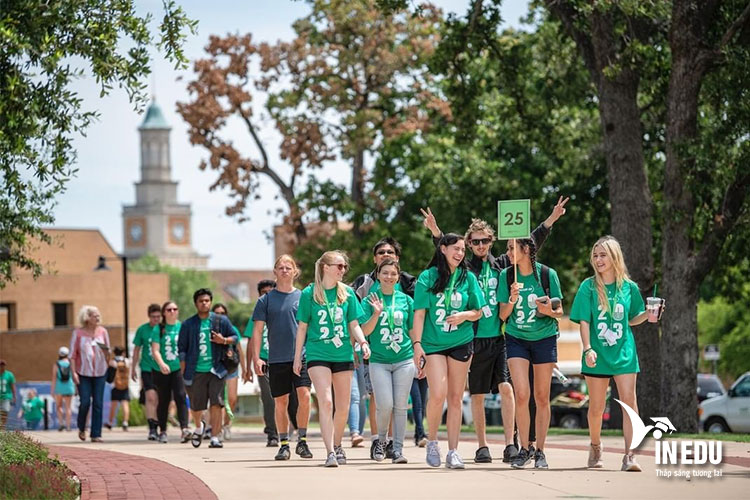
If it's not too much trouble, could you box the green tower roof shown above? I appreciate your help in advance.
[139,100,170,130]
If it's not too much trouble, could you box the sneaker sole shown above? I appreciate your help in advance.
[426,460,441,468]
[446,463,465,469]
[588,463,604,468]
[324,462,339,467]
[474,457,492,464]
[511,461,531,469]
[623,464,642,472]
[275,455,291,461]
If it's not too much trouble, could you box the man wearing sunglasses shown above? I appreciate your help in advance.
[421,197,568,465]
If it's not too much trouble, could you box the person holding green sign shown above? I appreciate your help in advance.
[421,196,568,464]
[412,233,486,469]
[570,236,654,472]
[293,250,371,468]
[360,258,416,464]
[499,237,564,470]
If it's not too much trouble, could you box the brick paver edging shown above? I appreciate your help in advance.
[47,445,217,500]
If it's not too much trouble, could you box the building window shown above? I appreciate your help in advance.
[52,303,73,327]
[0,303,16,331]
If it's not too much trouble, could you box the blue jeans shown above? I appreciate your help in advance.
[348,370,361,434]
[370,360,416,454]
[77,374,105,438]
[410,377,428,439]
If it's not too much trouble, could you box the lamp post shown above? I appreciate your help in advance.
[94,255,129,357]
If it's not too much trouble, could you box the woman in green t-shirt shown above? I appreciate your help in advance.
[499,237,564,470]
[412,233,485,469]
[151,301,190,444]
[570,236,655,473]
[293,250,371,468]
[360,258,416,464]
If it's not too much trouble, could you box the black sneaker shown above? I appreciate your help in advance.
[275,444,291,460]
[295,440,313,459]
[370,439,380,460]
[385,440,394,459]
[474,446,492,463]
[104,423,112,430]
[511,447,533,469]
[372,439,386,462]
[267,436,279,447]
[534,449,549,469]
[147,429,158,441]
[203,426,212,440]
[503,444,519,463]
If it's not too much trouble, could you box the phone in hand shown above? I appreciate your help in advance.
[261,363,268,375]
[418,356,426,370]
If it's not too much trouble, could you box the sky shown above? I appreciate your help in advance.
[52,0,530,270]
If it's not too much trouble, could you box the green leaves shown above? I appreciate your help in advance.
[0,0,196,287]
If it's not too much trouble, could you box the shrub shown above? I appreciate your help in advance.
[0,432,78,500]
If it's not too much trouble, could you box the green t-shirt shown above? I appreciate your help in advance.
[498,263,563,341]
[360,290,415,364]
[0,371,15,400]
[151,322,182,373]
[570,277,645,375]
[243,319,269,361]
[296,284,363,363]
[475,261,502,339]
[134,323,160,372]
[413,267,486,354]
[196,317,213,373]
[22,397,44,421]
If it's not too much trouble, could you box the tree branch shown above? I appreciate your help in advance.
[691,170,750,282]
[545,0,598,83]
[719,1,750,48]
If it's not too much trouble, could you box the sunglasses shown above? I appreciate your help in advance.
[470,238,492,246]
[165,307,178,312]
[328,263,348,271]
[375,249,396,256]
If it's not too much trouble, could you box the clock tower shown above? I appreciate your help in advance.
[122,100,208,269]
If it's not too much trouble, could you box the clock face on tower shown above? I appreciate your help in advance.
[130,223,143,242]
[171,222,185,243]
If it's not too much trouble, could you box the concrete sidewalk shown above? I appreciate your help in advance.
[32,427,749,499]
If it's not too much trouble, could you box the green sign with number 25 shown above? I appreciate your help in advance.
[497,199,531,239]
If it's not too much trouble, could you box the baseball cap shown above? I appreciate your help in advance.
[59,346,70,357]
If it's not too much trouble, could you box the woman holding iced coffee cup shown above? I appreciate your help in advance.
[570,236,663,473]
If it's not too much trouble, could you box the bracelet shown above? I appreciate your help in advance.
[413,341,422,346]
[583,347,593,356]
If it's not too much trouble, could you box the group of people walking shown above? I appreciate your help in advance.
[56,198,664,472]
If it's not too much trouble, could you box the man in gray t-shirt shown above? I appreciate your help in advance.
[252,289,303,364]
[250,261,313,460]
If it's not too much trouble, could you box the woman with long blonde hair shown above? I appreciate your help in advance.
[293,250,371,467]
[570,236,658,472]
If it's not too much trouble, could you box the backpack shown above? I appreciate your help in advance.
[114,357,129,390]
[57,361,71,382]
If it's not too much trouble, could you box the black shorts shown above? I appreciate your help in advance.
[469,336,510,395]
[427,340,474,362]
[306,360,355,373]
[506,334,557,364]
[111,387,131,401]
[187,372,225,410]
[582,372,614,379]
[140,370,157,391]
[269,361,312,398]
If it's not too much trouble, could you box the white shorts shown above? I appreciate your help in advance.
[0,400,11,412]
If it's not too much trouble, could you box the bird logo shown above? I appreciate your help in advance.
[616,399,677,450]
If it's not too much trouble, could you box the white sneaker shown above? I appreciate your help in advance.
[445,450,465,469]
[223,424,232,441]
[621,453,642,472]
[426,440,441,467]
[587,443,603,468]
[324,451,339,467]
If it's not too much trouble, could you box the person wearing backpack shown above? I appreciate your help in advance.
[499,238,564,470]
[105,346,131,431]
[51,346,75,431]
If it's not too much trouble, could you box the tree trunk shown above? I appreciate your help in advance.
[351,148,366,236]
[659,1,705,432]
[590,13,660,419]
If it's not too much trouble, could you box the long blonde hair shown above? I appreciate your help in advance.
[313,250,350,305]
[590,236,630,314]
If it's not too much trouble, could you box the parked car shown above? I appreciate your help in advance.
[699,371,750,433]
[697,373,726,402]
[549,377,611,429]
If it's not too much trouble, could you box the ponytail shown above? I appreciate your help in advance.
[313,251,350,305]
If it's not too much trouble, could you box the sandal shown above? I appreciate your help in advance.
[191,423,204,448]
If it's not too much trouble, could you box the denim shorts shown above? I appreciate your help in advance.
[506,334,557,364]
